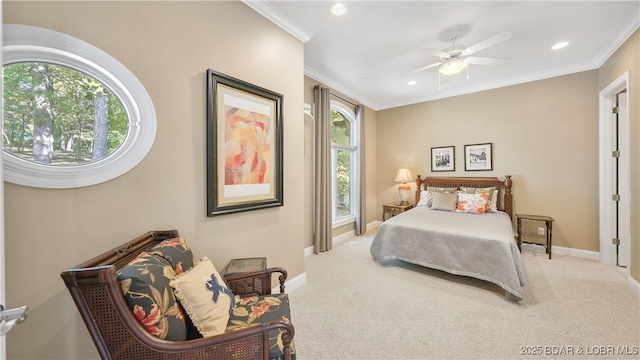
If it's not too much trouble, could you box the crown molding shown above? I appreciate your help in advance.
[592,12,640,67]
[387,60,599,109]
[247,1,639,110]
[304,65,381,111]
[242,1,312,43]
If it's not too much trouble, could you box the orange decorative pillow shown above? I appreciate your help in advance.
[456,193,488,214]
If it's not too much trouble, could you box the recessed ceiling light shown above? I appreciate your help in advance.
[331,3,348,16]
[552,41,569,50]
[407,80,417,86]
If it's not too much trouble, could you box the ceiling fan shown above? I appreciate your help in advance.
[413,31,513,80]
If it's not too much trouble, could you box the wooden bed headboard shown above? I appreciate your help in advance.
[414,175,513,218]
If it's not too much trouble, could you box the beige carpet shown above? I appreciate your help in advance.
[288,229,640,360]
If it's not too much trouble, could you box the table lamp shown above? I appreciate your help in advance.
[394,168,413,205]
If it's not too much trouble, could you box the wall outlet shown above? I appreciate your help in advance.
[537,227,545,236]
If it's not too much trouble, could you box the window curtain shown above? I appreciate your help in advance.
[355,105,366,236]
[313,85,332,253]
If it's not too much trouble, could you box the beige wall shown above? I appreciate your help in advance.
[4,2,305,359]
[303,76,378,249]
[377,71,600,252]
[598,30,640,282]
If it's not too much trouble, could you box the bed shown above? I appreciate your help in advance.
[370,175,528,301]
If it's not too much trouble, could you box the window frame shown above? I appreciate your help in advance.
[330,101,358,228]
[2,24,156,188]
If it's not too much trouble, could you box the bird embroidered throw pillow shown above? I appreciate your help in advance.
[169,256,235,337]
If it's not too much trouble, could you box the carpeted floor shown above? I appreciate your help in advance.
[288,229,640,360]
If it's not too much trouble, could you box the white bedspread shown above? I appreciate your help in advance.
[370,206,528,300]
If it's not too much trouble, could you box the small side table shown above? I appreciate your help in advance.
[224,257,267,276]
[516,214,555,259]
[382,203,413,221]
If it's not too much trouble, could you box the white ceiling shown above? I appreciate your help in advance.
[245,1,639,110]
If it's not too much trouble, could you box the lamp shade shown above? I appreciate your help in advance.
[394,168,413,183]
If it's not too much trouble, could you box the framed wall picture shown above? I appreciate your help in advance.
[431,146,455,172]
[206,69,283,216]
[464,143,493,171]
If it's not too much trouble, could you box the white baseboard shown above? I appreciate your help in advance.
[627,275,640,297]
[303,221,381,257]
[273,272,307,294]
[525,244,639,296]
[370,220,383,229]
[552,245,600,261]
[304,245,314,257]
[522,241,600,261]
[300,225,639,298]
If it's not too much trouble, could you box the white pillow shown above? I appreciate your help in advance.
[416,190,430,207]
[169,256,234,337]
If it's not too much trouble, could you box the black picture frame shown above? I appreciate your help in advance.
[206,69,283,216]
[464,143,493,171]
[431,146,455,172]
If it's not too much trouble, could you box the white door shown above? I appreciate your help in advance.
[598,72,631,272]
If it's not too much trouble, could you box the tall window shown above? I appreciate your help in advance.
[330,102,358,226]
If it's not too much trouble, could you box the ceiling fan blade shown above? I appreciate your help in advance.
[462,31,513,56]
[465,56,509,66]
[422,47,451,59]
[410,61,444,74]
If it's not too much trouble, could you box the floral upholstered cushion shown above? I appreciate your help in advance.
[227,293,296,360]
[117,252,187,341]
[149,237,196,274]
[169,257,235,337]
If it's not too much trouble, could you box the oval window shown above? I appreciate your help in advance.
[4,62,127,166]
[2,24,156,188]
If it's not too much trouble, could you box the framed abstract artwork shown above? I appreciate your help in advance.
[464,143,493,171]
[206,69,283,216]
[431,146,455,172]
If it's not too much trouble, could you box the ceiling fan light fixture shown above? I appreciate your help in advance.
[439,59,468,75]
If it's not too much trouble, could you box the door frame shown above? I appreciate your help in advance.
[1,3,5,356]
[598,71,631,272]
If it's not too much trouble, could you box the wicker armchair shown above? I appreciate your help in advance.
[60,230,295,360]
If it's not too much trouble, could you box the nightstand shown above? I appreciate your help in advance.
[382,203,413,221]
[516,214,555,259]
